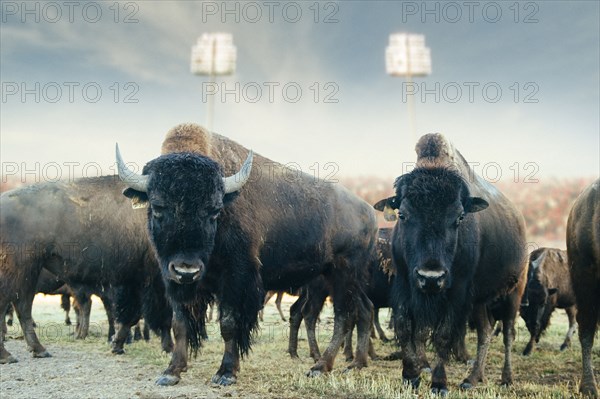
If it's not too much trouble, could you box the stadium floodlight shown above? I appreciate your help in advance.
[386,33,432,141]
[191,33,237,131]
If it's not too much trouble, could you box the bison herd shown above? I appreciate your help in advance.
[0,124,598,397]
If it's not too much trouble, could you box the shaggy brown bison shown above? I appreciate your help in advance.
[117,123,378,386]
[0,177,174,364]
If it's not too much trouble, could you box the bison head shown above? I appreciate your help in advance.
[116,145,253,294]
[521,251,557,332]
[374,168,488,295]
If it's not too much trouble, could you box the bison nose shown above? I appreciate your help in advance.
[168,261,204,284]
[415,269,448,293]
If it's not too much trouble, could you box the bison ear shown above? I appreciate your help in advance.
[374,197,391,211]
[122,188,149,209]
[465,197,488,213]
[374,197,399,222]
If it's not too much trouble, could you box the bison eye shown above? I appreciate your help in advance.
[151,204,165,219]
[398,212,407,221]
[456,213,465,226]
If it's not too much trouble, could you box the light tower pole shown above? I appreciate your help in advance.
[386,33,432,142]
[191,33,237,131]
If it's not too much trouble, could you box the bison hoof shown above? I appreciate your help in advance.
[422,366,432,374]
[156,374,180,386]
[111,347,125,355]
[0,356,18,364]
[431,387,449,397]
[33,350,51,359]
[559,343,569,351]
[459,381,474,390]
[211,373,237,386]
[306,369,324,378]
[403,376,421,389]
[580,382,599,398]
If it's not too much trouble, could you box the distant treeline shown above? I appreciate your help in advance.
[1,175,594,245]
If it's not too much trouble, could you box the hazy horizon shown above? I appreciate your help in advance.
[1,1,598,183]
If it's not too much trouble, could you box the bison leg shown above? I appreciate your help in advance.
[143,321,151,341]
[577,296,599,397]
[13,295,51,359]
[450,334,470,364]
[306,288,354,376]
[133,323,143,341]
[461,303,492,389]
[343,327,354,362]
[302,286,327,362]
[560,306,577,351]
[74,294,92,339]
[99,295,115,342]
[0,301,18,364]
[306,309,351,376]
[287,295,304,359]
[346,291,373,370]
[211,309,240,386]
[156,312,188,386]
[499,304,519,385]
[401,339,423,389]
[60,294,71,326]
[523,333,536,356]
[111,286,141,354]
[431,357,449,396]
[275,291,287,322]
[430,312,458,394]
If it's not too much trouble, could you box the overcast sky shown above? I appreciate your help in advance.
[1,1,598,184]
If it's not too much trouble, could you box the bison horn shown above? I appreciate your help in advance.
[222,150,253,194]
[115,143,149,192]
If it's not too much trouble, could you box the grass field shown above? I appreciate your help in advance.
[2,294,598,398]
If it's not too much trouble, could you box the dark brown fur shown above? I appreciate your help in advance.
[567,179,600,397]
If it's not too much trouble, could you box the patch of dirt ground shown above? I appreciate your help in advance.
[0,339,233,399]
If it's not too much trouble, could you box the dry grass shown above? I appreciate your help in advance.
[3,294,599,398]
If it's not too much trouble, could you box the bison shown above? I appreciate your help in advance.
[0,177,174,364]
[567,179,599,397]
[116,123,378,386]
[520,247,577,355]
[374,133,526,394]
